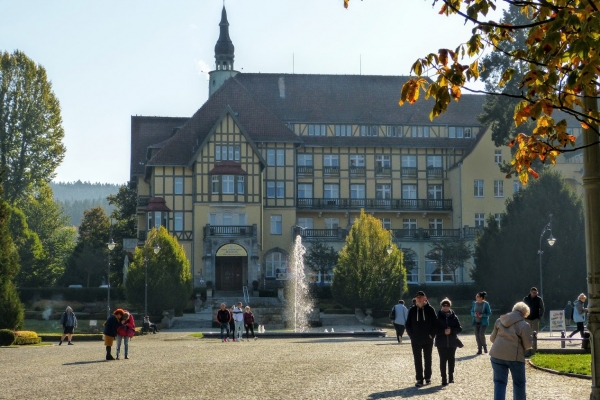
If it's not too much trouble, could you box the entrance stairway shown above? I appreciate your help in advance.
[171,291,286,330]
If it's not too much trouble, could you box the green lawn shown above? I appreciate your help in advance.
[530,353,591,376]
[22,319,101,334]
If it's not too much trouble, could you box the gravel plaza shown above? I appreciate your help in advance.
[1,329,591,400]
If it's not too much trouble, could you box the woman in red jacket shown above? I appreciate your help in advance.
[116,311,135,359]
[244,306,257,341]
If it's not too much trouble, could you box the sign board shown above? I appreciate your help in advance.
[216,244,247,257]
[89,320,97,327]
[549,310,566,336]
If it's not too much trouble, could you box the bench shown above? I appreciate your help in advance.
[532,331,590,354]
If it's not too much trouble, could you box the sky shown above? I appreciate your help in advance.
[1,0,506,185]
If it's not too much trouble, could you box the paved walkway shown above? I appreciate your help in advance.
[1,329,591,399]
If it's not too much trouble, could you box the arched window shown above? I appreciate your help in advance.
[264,248,288,279]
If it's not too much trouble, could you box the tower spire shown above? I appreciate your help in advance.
[208,5,238,97]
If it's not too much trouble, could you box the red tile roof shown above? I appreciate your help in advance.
[209,161,248,175]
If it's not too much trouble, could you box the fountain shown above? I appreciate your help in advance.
[287,234,315,332]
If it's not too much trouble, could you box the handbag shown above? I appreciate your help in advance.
[456,337,464,348]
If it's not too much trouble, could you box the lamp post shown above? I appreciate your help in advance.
[106,239,115,319]
[538,214,557,299]
[145,243,161,318]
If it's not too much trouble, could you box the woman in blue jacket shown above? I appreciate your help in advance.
[470,291,491,354]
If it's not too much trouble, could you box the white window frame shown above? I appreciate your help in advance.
[297,184,313,199]
[513,180,522,193]
[349,155,365,167]
[324,155,339,167]
[494,150,503,164]
[297,154,313,166]
[401,155,417,168]
[425,259,454,283]
[324,184,339,199]
[427,155,442,168]
[494,180,504,197]
[266,252,287,278]
[402,184,417,199]
[222,175,234,194]
[237,176,244,194]
[325,218,339,229]
[297,218,313,229]
[270,215,282,235]
[376,155,391,168]
[174,177,183,194]
[474,180,484,197]
[380,218,392,230]
[174,212,183,231]
[376,184,391,199]
[428,184,443,200]
[335,125,352,136]
[350,184,365,199]
[475,213,485,228]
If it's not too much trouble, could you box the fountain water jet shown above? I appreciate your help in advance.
[287,234,315,332]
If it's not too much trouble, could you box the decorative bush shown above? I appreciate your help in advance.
[0,329,16,346]
[14,331,41,345]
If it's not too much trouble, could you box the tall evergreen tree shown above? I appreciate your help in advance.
[0,175,24,329]
[107,184,137,286]
[472,170,586,312]
[0,50,65,203]
[304,242,338,284]
[332,210,406,310]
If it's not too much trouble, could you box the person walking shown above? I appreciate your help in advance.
[435,298,462,386]
[564,300,573,327]
[216,303,232,342]
[243,306,257,341]
[58,306,78,346]
[103,308,125,360]
[116,311,135,359]
[489,302,533,400]
[405,290,437,387]
[232,302,245,342]
[470,291,492,354]
[523,287,545,333]
[568,293,588,340]
[390,300,409,343]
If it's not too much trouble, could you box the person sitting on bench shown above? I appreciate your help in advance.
[143,316,159,334]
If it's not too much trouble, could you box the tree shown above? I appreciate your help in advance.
[60,206,110,287]
[472,171,586,312]
[9,206,44,288]
[0,174,24,329]
[0,51,66,203]
[19,183,76,286]
[126,227,193,315]
[107,184,137,286]
[427,238,473,284]
[332,210,406,310]
[304,242,338,285]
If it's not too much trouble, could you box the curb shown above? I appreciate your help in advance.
[527,359,591,380]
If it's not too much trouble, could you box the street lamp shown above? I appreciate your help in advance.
[145,243,161,318]
[106,239,115,319]
[538,214,557,299]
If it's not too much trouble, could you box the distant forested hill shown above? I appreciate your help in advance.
[50,181,121,226]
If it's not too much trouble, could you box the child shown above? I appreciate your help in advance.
[103,308,125,360]
[244,306,257,341]
[116,311,135,359]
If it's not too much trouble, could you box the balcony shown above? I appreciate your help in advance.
[203,224,256,238]
[427,167,443,179]
[296,166,314,177]
[401,167,417,179]
[297,228,348,242]
[296,198,452,211]
[323,166,340,176]
[375,166,392,176]
[349,166,366,177]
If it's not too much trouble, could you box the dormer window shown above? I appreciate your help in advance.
[145,197,171,231]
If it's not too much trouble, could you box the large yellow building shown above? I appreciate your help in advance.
[129,7,583,292]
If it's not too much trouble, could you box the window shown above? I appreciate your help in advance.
[335,125,352,136]
[474,180,484,197]
[494,180,504,197]
[425,259,454,282]
[297,154,313,166]
[376,155,391,168]
[267,181,285,198]
[475,213,485,228]
[238,214,247,225]
[223,213,233,226]
[324,155,339,167]
[350,184,365,206]
[267,149,285,166]
[380,218,391,230]
[174,212,183,231]
[349,155,365,167]
[411,126,430,137]
[297,218,313,230]
[325,218,339,229]
[212,176,219,194]
[449,127,472,138]
[401,155,417,168]
[386,126,401,137]
[222,175,234,194]
[265,251,287,278]
[513,180,522,193]
[406,259,419,283]
[403,218,417,230]
[376,184,391,206]
[494,150,503,164]
[308,124,326,136]
[270,215,282,234]
[174,177,183,194]
[324,184,339,200]
[215,145,240,161]
[427,155,442,168]
[297,184,313,198]
[360,125,378,136]
[495,213,502,227]
[402,184,417,199]
[147,211,167,230]
[237,176,244,194]
[429,218,443,236]
[428,184,442,200]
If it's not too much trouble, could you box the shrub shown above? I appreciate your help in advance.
[0,281,24,329]
[0,329,16,346]
[14,331,41,345]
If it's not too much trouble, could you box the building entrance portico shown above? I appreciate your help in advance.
[215,243,248,291]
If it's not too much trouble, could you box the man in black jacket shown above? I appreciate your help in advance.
[405,291,437,387]
[523,287,545,333]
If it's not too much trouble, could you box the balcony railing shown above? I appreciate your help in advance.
[401,167,417,178]
[295,226,482,242]
[297,228,348,241]
[427,167,443,179]
[296,166,314,176]
[375,166,392,176]
[323,166,340,176]
[296,198,452,210]
[349,166,366,177]
[203,225,255,238]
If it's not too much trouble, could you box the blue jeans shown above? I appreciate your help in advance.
[490,357,526,400]
[220,322,230,339]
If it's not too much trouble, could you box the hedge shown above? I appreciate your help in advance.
[0,329,16,346]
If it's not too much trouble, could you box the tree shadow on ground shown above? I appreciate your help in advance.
[367,385,443,399]
[63,360,107,366]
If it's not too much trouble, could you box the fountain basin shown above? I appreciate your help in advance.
[197,330,386,339]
